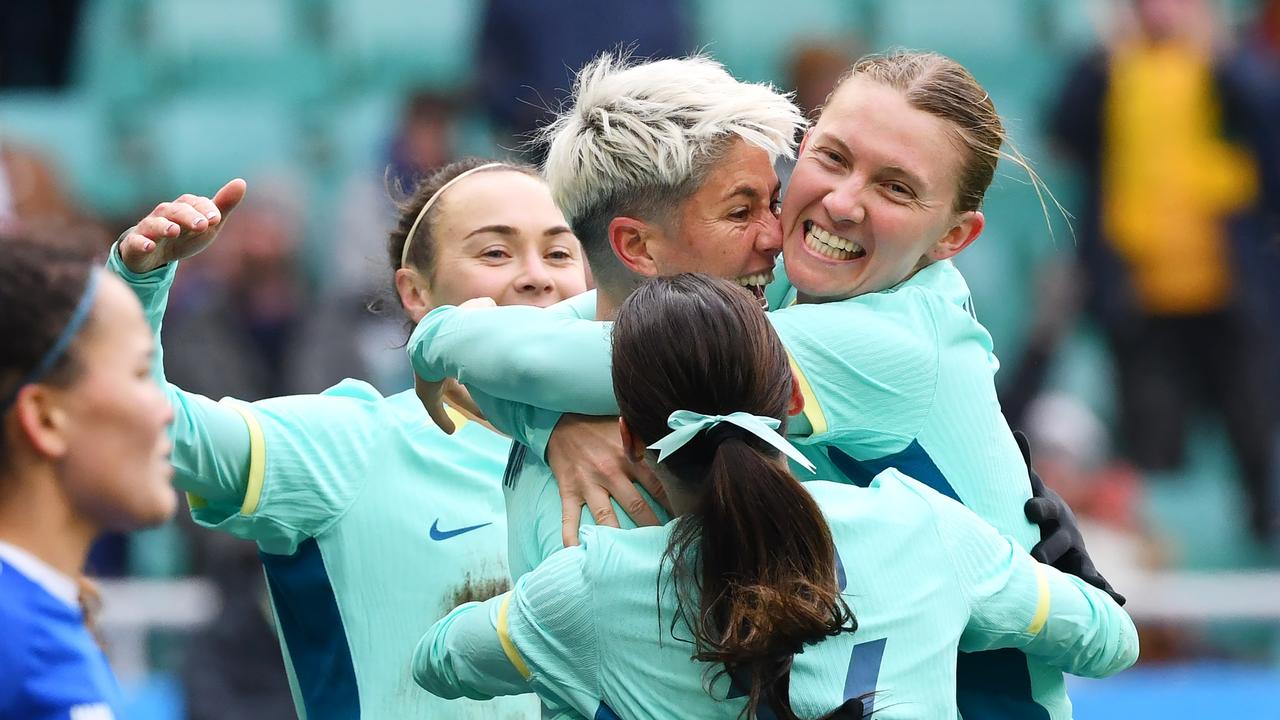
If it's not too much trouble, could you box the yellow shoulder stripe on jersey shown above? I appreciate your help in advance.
[224,403,267,516]
[786,350,827,436]
[1026,562,1051,635]
[444,404,469,431]
[186,492,208,510]
[497,593,532,679]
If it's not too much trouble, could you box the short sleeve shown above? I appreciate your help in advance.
[190,380,381,555]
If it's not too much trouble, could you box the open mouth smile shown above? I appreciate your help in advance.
[803,220,866,262]
[734,269,775,310]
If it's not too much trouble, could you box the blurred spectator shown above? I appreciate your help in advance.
[785,41,859,120]
[1049,0,1279,543]
[328,90,469,392]
[0,0,83,88]
[778,39,860,187]
[384,90,460,196]
[0,139,105,242]
[476,0,691,160]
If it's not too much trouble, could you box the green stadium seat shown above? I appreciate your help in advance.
[326,0,483,92]
[694,0,867,86]
[138,97,307,198]
[72,0,151,102]
[139,0,329,100]
[870,0,1038,66]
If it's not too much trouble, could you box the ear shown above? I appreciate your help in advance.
[11,385,71,460]
[394,267,434,323]
[618,417,646,462]
[787,368,806,417]
[608,216,660,277]
[928,210,984,262]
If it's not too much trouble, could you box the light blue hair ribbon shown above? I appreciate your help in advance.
[647,409,816,473]
[0,268,103,413]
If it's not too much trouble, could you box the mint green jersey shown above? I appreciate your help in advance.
[447,292,670,581]
[412,472,1138,719]
[408,260,1080,717]
[109,247,537,720]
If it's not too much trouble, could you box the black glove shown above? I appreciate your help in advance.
[1016,431,1127,606]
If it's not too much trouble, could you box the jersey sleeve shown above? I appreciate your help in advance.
[412,544,600,715]
[406,292,619,416]
[108,244,252,507]
[190,383,378,555]
[109,244,369,555]
[904,474,1139,678]
[767,297,937,457]
[467,386,565,461]
[411,597,532,701]
[505,542,601,715]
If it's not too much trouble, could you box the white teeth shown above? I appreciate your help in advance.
[735,270,775,288]
[804,222,866,261]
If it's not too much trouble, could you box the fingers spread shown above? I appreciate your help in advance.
[616,483,660,527]
[561,496,584,547]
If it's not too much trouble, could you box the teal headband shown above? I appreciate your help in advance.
[647,409,816,472]
[0,268,103,413]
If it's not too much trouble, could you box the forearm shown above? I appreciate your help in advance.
[412,597,530,701]
[468,387,562,459]
[1010,566,1139,678]
[107,243,250,506]
[408,304,618,415]
[959,551,1139,678]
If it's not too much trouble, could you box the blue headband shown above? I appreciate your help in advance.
[647,409,816,472]
[0,268,103,413]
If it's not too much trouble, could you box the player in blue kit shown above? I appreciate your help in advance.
[410,51,1120,718]
[1,234,178,719]
[411,274,1138,719]
[109,158,588,718]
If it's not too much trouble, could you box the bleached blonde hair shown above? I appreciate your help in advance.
[539,53,806,289]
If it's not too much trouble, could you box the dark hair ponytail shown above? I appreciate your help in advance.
[612,274,856,720]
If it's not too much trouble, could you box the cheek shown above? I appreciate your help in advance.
[552,266,588,296]
[442,265,515,304]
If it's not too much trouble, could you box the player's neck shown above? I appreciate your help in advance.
[595,287,626,321]
[0,467,97,580]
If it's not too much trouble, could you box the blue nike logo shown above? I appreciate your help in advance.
[429,519,493,541]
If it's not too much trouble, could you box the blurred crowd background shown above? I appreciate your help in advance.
[2,0,1279,717]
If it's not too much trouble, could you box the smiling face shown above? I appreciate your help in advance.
[427,170,588,308]
[780,77,984,302]
[642,139,784,307]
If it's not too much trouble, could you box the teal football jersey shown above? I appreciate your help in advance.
[412,472,1138,719]
[407,260,1077,717]
[110,247,538,719]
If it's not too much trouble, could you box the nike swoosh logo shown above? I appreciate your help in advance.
[429,519,493,541]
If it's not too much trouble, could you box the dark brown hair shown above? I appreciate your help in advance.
[611,273,856,720]
[0,232,100,456]
[386,156,541,282]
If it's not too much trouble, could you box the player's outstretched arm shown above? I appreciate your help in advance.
[914,475,1139,678]
[108,184,254,507]
[407,301,619,417]
[413,545,599,714]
